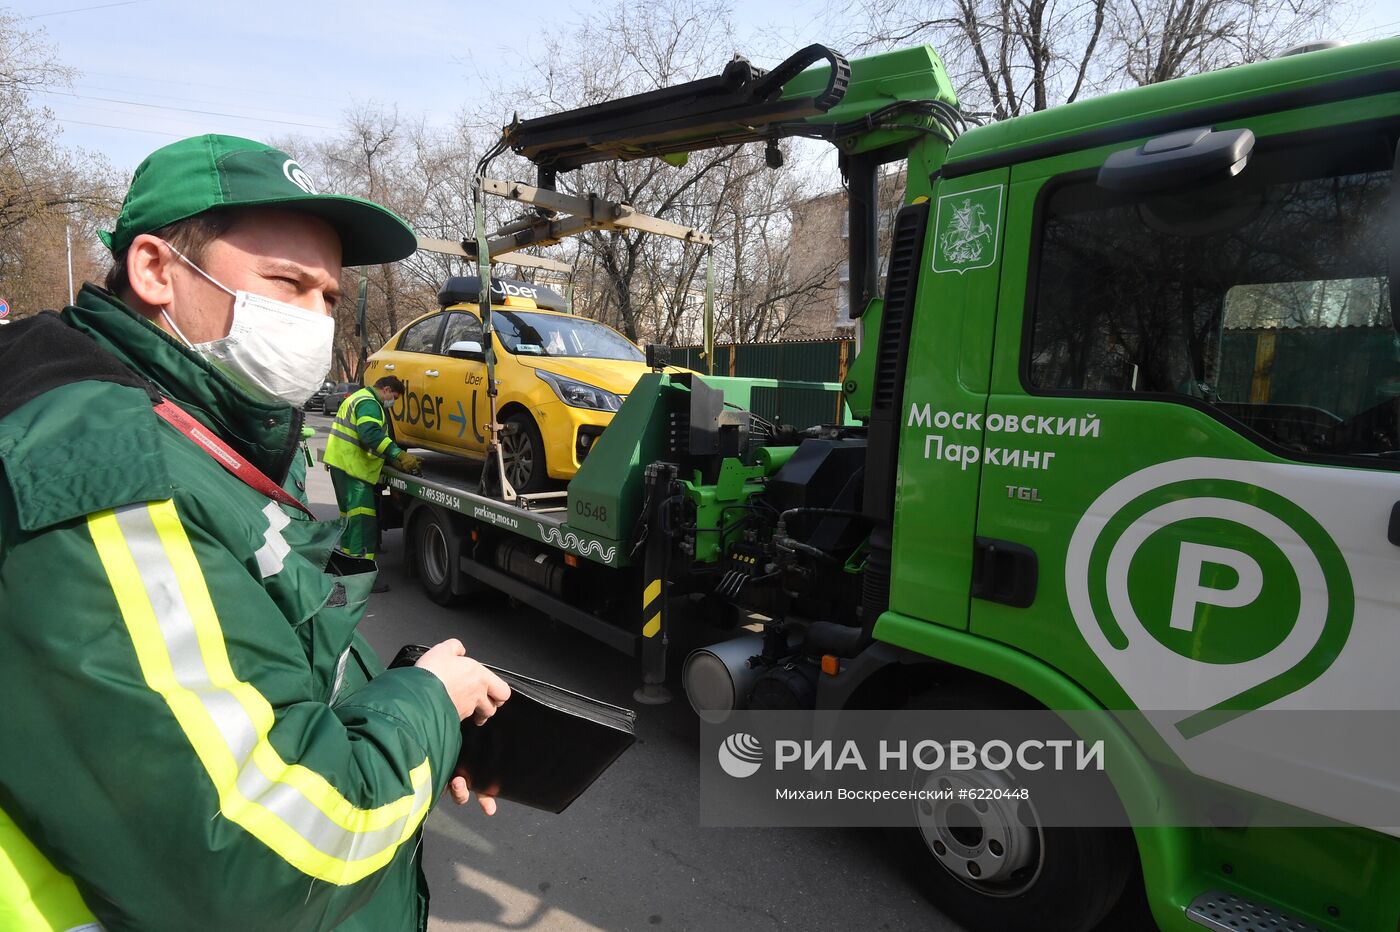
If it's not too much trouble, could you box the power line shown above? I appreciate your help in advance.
[39,89,335,129]
[1341,20,1400,41]
[56,118,184,138]
[23,0,148,18]
[66,81,331,122]
[78,67,346,107]
[53,98,242,128]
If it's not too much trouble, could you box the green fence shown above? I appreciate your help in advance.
[672,338,853,429]
[1218,326,1398,417]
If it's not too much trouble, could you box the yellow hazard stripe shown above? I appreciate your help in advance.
[642,613,661,638]
[643,579,661,609]
[88,500,432,884]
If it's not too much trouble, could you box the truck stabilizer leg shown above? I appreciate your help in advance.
[635,462,677,705]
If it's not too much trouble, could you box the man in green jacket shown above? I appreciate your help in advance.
[325,376,422,588]
[0,134,510,931]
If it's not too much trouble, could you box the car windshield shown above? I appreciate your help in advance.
[491,310,643,362]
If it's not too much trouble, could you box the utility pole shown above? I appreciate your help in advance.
[65,225,74,304]
[355,273,369,380]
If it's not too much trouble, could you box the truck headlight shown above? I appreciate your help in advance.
[537,370,623,412]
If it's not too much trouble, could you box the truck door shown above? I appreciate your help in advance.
[889,170,1009,630]
[970,117,1400,824]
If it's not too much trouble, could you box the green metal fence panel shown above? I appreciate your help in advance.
[668,338,852,429]
[1219,327,1398,417]
[750,385,846,430]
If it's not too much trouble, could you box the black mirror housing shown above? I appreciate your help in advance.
[1097,127,1255,194]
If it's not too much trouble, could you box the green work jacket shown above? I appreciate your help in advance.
[0,285,459,931]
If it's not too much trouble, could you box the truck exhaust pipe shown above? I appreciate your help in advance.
[682,634,766,724]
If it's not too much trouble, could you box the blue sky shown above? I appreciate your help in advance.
[14,0,835,171]
[11,0,1400,174]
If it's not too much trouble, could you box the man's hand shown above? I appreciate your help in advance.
[414,638,510,725]
[393,450,424,474]
[446,772,497,815]
[416,639,508,816]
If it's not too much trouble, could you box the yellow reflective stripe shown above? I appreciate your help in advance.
[343,507,377,518]
[0,802,99,931]
[642,613,661,638]
[145,502,428,835]
[165,505,427,825]
[354,412,385,427]
[643,579,661,609]
[374,436,394,455]
[87,501,433,885]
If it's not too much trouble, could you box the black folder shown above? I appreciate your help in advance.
[389,646,637,813]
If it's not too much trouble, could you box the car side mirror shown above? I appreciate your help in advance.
[447,339,485,361]
[1097,126,1254,194]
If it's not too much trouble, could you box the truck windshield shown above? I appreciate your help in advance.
[1028,128,1396,461]
[491,310,644,362]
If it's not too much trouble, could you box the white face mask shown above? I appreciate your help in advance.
[160,242,335,407]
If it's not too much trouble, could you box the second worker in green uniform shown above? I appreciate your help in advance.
[324,376,422,584]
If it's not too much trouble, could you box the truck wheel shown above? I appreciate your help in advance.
[413,508,463,606]
[501,412,551,494]
[890,687,1133,932]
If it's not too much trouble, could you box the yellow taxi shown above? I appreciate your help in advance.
[364,275,660,492]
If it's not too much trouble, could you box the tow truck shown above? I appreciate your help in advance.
[381,38,1400,932]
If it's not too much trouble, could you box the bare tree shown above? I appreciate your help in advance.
[278,107,488,378]
[845,0,1343,118]
[475,0,824,345]
[0,12,120,315]
[1110,0,1342,86]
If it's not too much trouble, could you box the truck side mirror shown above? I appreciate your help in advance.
[1097,127,1255,194]
[447,339,485,361]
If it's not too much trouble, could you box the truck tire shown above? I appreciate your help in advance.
[501,411,551,494]
[889,685,1134,932]
[413,507,464,606]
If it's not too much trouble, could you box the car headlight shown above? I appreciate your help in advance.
[537,370,623,412]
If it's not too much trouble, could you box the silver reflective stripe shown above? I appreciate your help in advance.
[111,504,432,866]
[330,647,351,704]
[64,924,104,931]
[253,501,291,578]
[330,417,373,451]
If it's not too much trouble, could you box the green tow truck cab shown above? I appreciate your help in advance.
[387,38,1400,932]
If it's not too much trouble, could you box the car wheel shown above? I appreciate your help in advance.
[501,411,552,494]
[887,684,1134,932]
[413,506,463,606]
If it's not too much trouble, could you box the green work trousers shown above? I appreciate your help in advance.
[330,465,380,560]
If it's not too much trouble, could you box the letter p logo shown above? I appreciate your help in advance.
[1169,543,1263,633]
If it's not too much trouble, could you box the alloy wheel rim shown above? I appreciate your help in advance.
[502,429,533,489]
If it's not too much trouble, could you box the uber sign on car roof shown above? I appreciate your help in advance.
[438,276,568,312]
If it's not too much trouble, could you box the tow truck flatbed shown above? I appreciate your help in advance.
[385,453,629,569]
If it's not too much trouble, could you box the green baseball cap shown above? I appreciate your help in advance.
[100,134,418,266]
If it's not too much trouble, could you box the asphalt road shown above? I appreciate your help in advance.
[300,413,1153,932]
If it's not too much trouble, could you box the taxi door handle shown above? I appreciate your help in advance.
[425,369,440,377]
[384,364,396,371]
